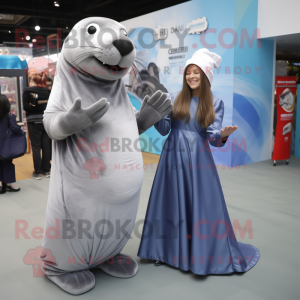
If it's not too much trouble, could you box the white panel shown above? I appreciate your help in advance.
[258,0,300,38]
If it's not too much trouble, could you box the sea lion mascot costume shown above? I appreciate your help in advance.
[41,17,172,295]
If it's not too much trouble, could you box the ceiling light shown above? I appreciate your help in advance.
[26,36,30,40]
[35,25,40,31]
[32,39,37,43]
[8,30,11,33]
[66,27,68,29]
[54,1,60,7]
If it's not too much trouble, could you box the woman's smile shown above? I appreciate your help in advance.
[189,80,199,85]
[186,64,201,92]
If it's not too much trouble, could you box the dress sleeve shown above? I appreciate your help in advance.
[206,98,227,147]
[154,92,175,136]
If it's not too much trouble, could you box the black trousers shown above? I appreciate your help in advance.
[28,122,51,174]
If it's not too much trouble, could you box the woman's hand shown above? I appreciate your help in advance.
[221,125,238,138]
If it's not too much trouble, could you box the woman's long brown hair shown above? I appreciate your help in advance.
[172,66,215,128]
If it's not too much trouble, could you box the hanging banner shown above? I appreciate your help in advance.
[295,85,300,158]
[272,76,297,161]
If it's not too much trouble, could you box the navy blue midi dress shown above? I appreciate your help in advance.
[137,93,260,275]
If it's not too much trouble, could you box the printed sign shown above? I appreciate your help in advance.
[272,76,297,161]
[294,84,300,158]
[186,17,208,34]
[153,25,168,41]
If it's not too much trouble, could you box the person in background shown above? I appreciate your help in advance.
[46,77,53,163]
[23,72,51,180]
[0,95,22,194]
[46,77,53,91]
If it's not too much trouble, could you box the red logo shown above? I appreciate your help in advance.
[27,57,56,77]
[23,246,56,277]
[83,157,106,179]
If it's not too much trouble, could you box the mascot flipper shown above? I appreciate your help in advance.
[41,17,172,295]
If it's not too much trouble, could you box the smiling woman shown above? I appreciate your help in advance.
[186,64,201,90]
[173,64,215,128]
[137,48,259,276]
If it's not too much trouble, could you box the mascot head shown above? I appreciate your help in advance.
[62,17,136,81]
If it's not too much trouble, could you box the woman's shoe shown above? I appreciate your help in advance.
[154,261,165,266]
[0,182,7,194]
[6,185,20,192]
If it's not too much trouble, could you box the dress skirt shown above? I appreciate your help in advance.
[137,127,260,275]
[0,160,16,183]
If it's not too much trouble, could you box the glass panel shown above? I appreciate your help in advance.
[0,76,19,118]
[19,76,27,131]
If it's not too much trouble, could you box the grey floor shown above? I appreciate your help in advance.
[0,156,300,299]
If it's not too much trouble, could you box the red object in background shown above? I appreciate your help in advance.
[272,76,297,161]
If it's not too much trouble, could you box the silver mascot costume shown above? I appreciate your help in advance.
[41,17,172,295]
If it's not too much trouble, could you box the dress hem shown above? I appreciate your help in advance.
[137,245,260,276]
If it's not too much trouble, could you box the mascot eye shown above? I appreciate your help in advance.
[121,29,127,36]
[86,23,100,35]
[88,26,97,34]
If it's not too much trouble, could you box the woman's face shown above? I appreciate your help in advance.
[185,64,201,90]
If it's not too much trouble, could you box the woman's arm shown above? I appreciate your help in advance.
[9,114,23,135]
[206,98,227,148]
[153,92,177,136]
[154,114,171,136]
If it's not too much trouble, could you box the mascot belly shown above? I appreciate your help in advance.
[41,17,172,295]
[44,90,144,272]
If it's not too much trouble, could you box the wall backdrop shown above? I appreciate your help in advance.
[122,0,275,166]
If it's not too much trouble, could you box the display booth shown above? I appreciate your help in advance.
[0,55,30,153]
[122,0,275,166]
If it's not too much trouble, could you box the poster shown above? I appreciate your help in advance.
[272,77,297,162]
[122,0,274,166]
[293,85,300,158]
